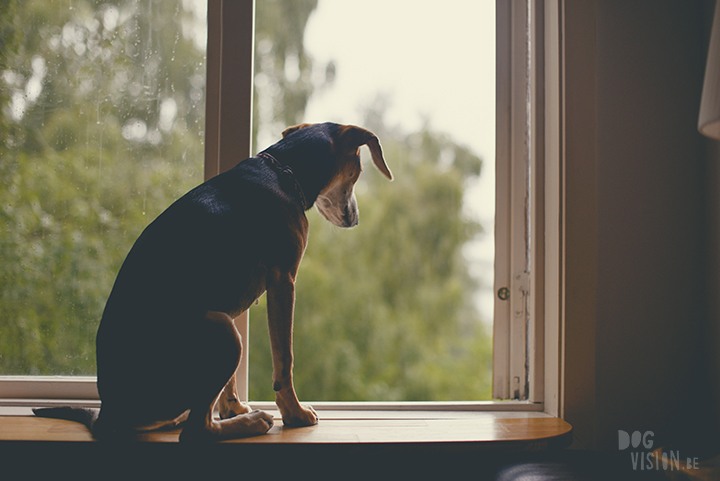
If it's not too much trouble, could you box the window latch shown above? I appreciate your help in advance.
[512,271,530,319]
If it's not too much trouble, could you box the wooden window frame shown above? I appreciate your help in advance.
[1,0,588,420]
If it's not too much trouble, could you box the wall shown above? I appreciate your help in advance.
[566,0,719,452]
[703,0,720,452]
[705,133,720,451]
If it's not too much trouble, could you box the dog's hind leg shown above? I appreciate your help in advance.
[179,311,274,442]
[217,366,253,419]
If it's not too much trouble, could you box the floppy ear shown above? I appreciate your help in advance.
[339,125,393,181]
[282,123,314,138]
[365,134,393,181]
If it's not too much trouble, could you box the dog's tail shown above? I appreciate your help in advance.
[33,406,98,433]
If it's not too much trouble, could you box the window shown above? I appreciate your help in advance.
[0,0,207,378]
[247,0,496,403]
[493,0,543,402]
[1,0,559,413]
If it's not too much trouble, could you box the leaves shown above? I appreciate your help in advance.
[249,118,491,401]
[1,0,492,400]
[0,0,205,374]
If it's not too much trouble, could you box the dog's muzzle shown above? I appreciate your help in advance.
[316,193,359,228]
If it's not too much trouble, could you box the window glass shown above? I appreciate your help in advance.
[249,0,495,401]
[0,0,207,374]
[0,0,496,403]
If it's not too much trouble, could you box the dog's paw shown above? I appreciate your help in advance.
[282,404,318,427]
[247,410,275,434]
[179,410,274,442]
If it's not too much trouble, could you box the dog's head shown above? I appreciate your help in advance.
[282,123,393,228]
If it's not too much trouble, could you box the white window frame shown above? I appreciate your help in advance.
[494,0,534,402]
[1,0,575,417]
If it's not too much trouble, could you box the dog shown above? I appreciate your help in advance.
[34,122,393,442]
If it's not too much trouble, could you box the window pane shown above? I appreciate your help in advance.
[0,0,207,375]
[249,0,495,401]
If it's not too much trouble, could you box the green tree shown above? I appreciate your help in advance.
[1,0,492,401]
[0,0,206,373]
[253,0,333,150]
[248,103,491,401]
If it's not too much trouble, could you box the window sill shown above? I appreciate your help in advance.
[0,407,573,479]
[0,404,571,452]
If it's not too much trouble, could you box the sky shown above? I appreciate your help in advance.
[301,0,497,322]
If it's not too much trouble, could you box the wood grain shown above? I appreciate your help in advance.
[0,412,572,451]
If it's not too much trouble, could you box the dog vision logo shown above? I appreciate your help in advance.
[618,430,699,472]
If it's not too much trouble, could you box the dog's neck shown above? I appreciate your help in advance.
[257,152,308,210]
[261,140,335,210]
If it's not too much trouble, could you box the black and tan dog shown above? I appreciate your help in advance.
[34,122,393,442]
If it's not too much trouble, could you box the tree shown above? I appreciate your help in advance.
[248,102,491,401]
[0,0,206,373]
[1,0,492,401]
[253,0,333,150]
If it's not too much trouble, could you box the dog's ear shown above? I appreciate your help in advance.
[282,123,314,138]
[339,125,393,181]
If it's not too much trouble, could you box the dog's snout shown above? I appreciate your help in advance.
[345,205,359,227]
[316,189,359,228]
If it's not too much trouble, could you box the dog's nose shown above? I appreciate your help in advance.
[344,206,359,227]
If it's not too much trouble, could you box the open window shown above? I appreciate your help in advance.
[493,0,545,402]
[1,0,559,414]
[0,0,209,401]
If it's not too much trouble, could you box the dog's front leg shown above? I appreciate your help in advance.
[267,269,318,427]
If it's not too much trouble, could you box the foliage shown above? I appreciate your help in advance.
[0,0,492,400]
[249,114,491,401]
[0,0,205,373]
[253,0,334,150]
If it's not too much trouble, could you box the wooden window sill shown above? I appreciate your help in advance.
[0,408,571,452]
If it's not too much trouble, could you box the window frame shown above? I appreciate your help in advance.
[1,0,568,416]
[493,0,534,401]
[493,0,555,407]
[204,0,255,404]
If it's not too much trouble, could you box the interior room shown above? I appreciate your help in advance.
[2,0,720,479]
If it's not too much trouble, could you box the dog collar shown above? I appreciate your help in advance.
[258,152,307,210]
